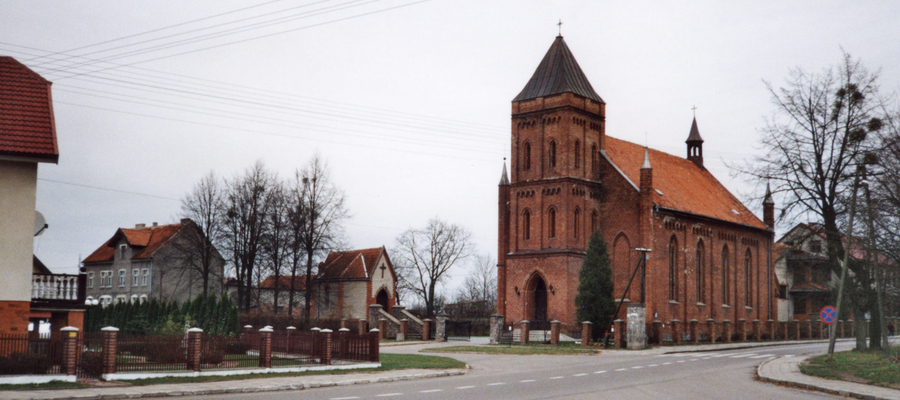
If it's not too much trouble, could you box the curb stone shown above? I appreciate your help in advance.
[757,355,900,400]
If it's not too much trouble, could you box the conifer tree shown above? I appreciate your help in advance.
[575,231,616,341]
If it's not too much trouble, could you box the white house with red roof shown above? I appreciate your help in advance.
[0,56,74,336]
[313,247,397,321]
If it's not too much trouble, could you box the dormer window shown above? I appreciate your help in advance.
[119,244,127,259]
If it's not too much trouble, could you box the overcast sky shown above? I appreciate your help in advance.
[3,1,899,295]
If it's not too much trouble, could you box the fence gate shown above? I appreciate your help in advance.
[76,333,103,380]
[445,320,472,341]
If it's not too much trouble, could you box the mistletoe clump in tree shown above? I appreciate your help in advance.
[575,231,616,341]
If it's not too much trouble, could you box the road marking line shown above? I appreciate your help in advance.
[615,368,628,371]
[376,394,402,397]
[331,398,359,400]
[550,376,564,379]
[662,362,673,365]
[419,389,442,393]
[689,359,699,362]
[573,373,588,376]
[710,353,738,358]
[648,364,658,367]
[456,386,475,389]
[750,354,775,359]
[729,354,757,358]
[594,370,606,374]
[784,355,795,358]
[676,360,685,363]
[632,366,643,369]
[487,382,505,386]
[520,379,536,383]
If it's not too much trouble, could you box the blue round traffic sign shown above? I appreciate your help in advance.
[820,305,837,324]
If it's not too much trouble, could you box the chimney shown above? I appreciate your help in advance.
[152,222,158,227]
[135,223,145,229]
[180,218,192,225]
[763,183,775,229]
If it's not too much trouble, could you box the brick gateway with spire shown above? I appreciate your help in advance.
[497,36,776,339]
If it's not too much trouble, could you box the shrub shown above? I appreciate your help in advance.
[0,353,52,375]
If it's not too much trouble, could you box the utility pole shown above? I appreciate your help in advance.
[828,165,862,359]
[863,170,891,355]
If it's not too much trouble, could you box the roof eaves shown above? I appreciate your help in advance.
[656,206,773,234]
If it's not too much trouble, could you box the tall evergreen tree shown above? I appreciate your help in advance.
[575,231,616,341]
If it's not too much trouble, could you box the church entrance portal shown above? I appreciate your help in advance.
[375,289,389,312]
[527,275,548,321]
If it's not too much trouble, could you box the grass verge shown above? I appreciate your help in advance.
[0,380,88,391]
[424,343,600,355]
[800,347,900,388]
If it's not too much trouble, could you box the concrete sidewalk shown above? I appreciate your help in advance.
[758,355,900,400]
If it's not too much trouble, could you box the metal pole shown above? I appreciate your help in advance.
[605,249,649,347]
[863,174,890,355]
[828,166,862,359]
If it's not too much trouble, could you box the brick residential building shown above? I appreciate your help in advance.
[497,36,776,333]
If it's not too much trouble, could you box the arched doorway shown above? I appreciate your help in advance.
[526,275,548,321]
[375,289,389,312]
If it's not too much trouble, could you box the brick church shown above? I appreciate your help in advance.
[497,36,776,334]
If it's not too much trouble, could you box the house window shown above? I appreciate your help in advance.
[744,249,752,307]
[574,140,581,169]
[139,294,148,304]
[809,240,822,253]
[523,142,531,171]
[116,295,126,304]
[523,210,531,240]
[722,245,730,306]
[130,295,138,304]
[548,140,557,168]
[696,240,705,303]
[133,269,139,286]
[548,207,557,238]
[142,269,150,286]
[573,208,580,239]
[118,269,126,287]
[119,244,127,259]
[668,236,678,301]
[88,272,94,288]
[99,271,108,288]
[778,284,787,299]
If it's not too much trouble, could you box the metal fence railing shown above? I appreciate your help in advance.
[116,334,188,373]
[0,333,61,375]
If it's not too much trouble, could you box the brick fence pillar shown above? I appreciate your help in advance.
[753,320,762,340]
[782,321,789,340]
[338,328,349,360]
[767,320,776,340]
[398,319,408,341]
[520,320,530,344]
[838,320,844,338]
[848,320,854,339]
[707,319,716,344]
[340,318,348,330]
[806,320,813,339]
[671,320,681,344]
[723,320,732,343]
[689,319,699,344]
[737,319,747,342]
[61,327,79,376]
[285,326,296,354]
[435,314,448,342]
[319,329,333,365]
[550,320,561,345]
[614,319,624,348]
[423,319,432,341]
[651,321,662,345]
[378,320,387,340]
[259,327,273,368]
[582,322,592,346]
[310,327,320,360]
[358,320,368,336]
[101,326,119,375]
[242,325,254,336]
[187,328,203,372]
[369,329,380,362]
[489,314,502,344]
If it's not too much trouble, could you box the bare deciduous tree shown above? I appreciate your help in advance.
[455,253,497,317]
[393,218,473,318]
[177,172,226,296]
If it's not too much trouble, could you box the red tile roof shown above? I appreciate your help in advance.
[0,56,58,163]
[259,275,308,291]
[317,247,386,281]
[603,136,768,230]
[82,223,184,263]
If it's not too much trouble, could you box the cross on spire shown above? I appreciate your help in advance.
[692,105,697,117]
[558,19,563,36]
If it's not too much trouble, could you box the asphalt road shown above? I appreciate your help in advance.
[169,341,862,400]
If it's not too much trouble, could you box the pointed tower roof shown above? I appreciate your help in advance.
[686,116,704,143]
[763,182,774,205]
[499,162,510,186]
[641,147,651,169]
[513,36,604,103]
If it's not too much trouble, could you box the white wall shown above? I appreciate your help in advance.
[0,160,38,302]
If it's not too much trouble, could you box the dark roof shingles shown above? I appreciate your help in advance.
[512,36,604,103]
[0,56,58,162]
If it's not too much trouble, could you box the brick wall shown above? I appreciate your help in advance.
[0,301,30,334]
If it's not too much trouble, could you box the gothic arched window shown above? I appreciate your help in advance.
[523,142,531,171]
[591,144,598,175]
[523,209,531,240]
[590,210,598,233]
[549,140,557,168]
[574,140,581,169]
[668,236,678,301]
[548,207,557,238]
[745,249,752,306]
[573,208,580,239]
[697,240,705,303]
[722,245,730,306]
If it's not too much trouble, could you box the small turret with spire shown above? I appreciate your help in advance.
[686,117,704,169]
[763,182,775,229]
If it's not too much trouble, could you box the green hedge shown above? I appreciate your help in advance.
[84,294,239,336]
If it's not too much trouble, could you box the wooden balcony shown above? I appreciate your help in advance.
[31,274,87,309]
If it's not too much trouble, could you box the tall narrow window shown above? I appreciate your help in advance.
[132,269,139,286]
[119,245,127,259]
[88,272,94,288]
[591,144,598,175]
[722,245,730,306]
[142,269,150,286]
[591,211,598,233]
[668,236,678,301]
[696,240,705,303]
[548,208,557,238]
[524,142,531,171]
[118,270,126,287]
[549,140,557,168]
[523,210,531,240]
[574,141,581,169]
[573,208,580,239]
[745,249,752,306]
